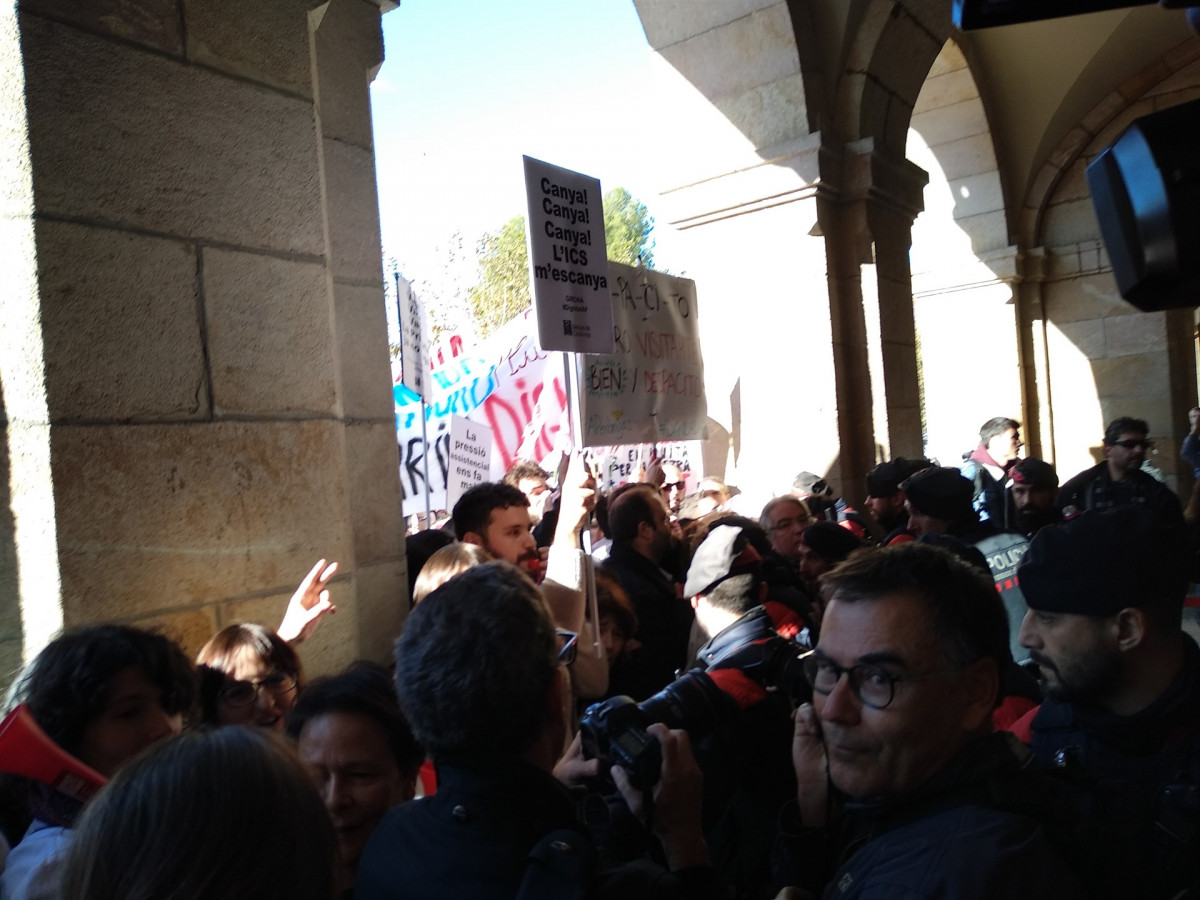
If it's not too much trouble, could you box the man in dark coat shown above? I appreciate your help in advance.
[1058,416,1180,517]
[600,483,693,701]
[774,542,1088,898]
[1013,505,1200,899]
[356,562,722,900]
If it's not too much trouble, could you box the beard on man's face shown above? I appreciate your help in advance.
[1028,647,1122,705]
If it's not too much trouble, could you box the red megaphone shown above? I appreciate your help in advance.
[0,704,107,802]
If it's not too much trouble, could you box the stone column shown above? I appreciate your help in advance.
[0,0,403,682]
[817,138,927,503]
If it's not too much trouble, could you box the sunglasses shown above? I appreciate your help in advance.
[1109,439,1153,450]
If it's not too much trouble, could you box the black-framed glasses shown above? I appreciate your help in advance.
[661,481,686,492]
[556,630,578,665]
[1110,438,1153,450]
[802,654,936,710]
[218,670,298,707]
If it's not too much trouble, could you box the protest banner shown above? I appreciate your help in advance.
[523,156,614,355]
[592,440,704,492]
[395,273,428,397]
[398,412,449,518]
[446,416,493,510]
[580,263,707,447]
[464,309,569,480]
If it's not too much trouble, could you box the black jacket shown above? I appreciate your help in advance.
[1028,634,1200,899]
[601,542,693,702]
[355,760,722,900]
[774,732,1089,898]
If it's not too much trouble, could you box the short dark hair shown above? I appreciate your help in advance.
[1104,416,1150,445]
[705,574,758,615]
[393,561,557,760]
[60,727,337,900]
[451,482,529,540]
[821,542,1011,703]
[980,417,1020,445]
[607,483,660,544]
[195,623,301,725]
[9,624,195,759]
[502,459,550,488]
[286,662,423,781]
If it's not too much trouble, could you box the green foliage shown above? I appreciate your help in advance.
[602,187,655,268]
[465,188,656,338]
[467,216,530,338]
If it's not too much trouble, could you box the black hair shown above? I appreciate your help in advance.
[393,562,557,761]
[705,574,758,616]
[286,662,423,780]
[8,624,195,758]
[821,542,1011,703]
[979,417,1020,445]
[1104,416,1150,445]
[451,482,529,541]
[606,483,661,544]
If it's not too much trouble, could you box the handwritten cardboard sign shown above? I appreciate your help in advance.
[581,263,707,447]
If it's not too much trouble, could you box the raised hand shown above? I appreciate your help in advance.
[277,558,338,644]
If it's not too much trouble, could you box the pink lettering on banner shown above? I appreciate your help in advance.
[462,309,570,479]
[478,372,568,471]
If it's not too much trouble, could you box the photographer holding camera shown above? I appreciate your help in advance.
[355,561,723,900]
[582,519,814,898]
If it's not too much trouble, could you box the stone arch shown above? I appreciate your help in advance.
[1018,36,1200,491]
[907,38,1018,465]
[832,0,952,150]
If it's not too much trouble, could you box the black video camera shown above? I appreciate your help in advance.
[580,634,812,790]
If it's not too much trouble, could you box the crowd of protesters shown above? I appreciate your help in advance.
[2,413,1200,899]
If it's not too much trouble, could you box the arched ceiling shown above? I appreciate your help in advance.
[634,0,1194,230]
[956,5,1194,214]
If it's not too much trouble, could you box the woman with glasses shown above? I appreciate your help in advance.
[196,623,302,733]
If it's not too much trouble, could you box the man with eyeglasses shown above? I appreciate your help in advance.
[774,542,1088,898]
[760,496,814,565]
[1058,416,1180,517]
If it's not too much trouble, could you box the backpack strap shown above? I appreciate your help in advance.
[515,828,599,900]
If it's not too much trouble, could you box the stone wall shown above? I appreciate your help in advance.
[0,0,405,684]
[1024,43,1200,493]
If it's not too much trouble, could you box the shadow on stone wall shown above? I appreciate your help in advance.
[0,423,25,695]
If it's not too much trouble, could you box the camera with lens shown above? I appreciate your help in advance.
[580,630,812,790]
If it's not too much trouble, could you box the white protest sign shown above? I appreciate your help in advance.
[447,416,493,510]
[523,156,614,354]
[398,414,448,518]
[397,274,428,398]
[581,264,707,447]
[593,441,703,491]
